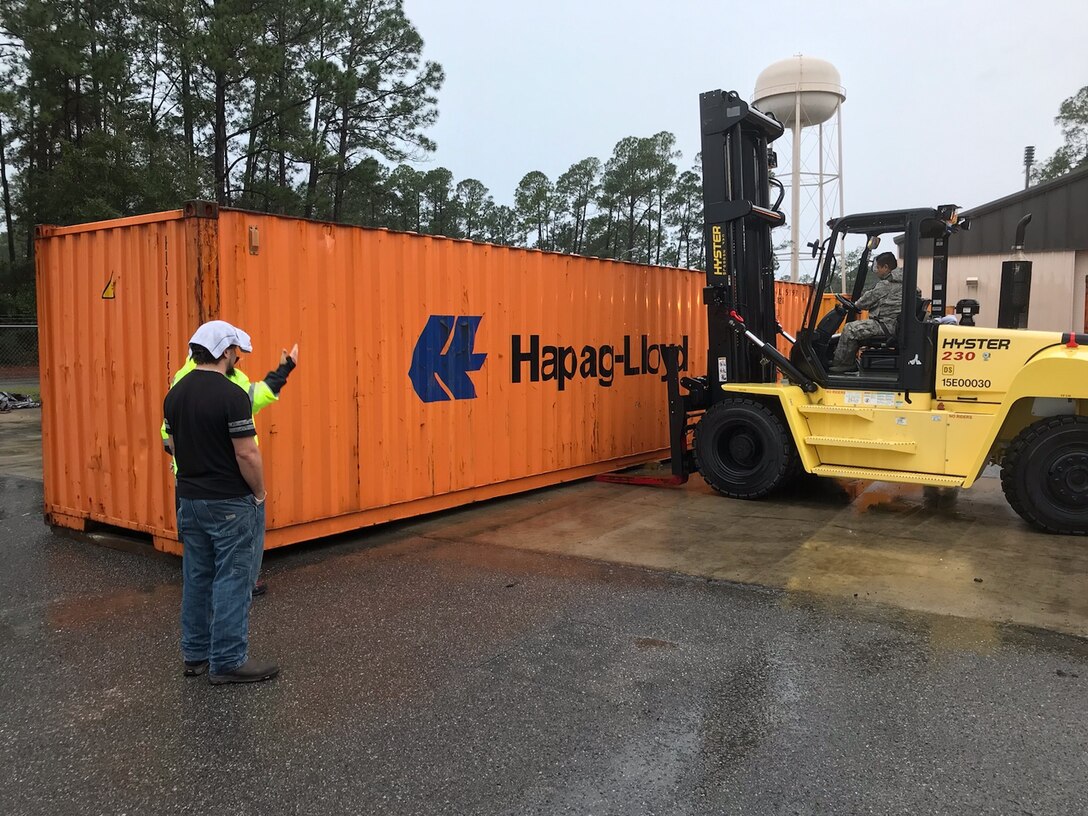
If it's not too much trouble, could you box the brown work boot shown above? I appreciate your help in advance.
[208,658,280,685]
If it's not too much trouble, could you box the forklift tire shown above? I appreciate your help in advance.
[693,398,794,499]
[1001,415,1088,535]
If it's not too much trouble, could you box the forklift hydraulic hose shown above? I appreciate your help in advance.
[729,311,817,393]
[769,177,786,213]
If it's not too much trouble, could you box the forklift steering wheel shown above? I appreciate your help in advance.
[834,293,860,314]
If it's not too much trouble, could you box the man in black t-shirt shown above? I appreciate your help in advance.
[163,320,279,685]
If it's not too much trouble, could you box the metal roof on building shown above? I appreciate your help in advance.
[913,164,1088,257]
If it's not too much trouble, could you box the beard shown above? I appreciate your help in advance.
[226,358,236,377]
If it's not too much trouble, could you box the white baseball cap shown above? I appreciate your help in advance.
[189,320,253,358]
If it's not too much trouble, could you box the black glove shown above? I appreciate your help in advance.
[263,355,297,395]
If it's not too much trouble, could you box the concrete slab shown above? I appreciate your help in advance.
[409,473,1088,639]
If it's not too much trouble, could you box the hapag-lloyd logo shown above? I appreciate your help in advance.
[409,315,689,402]
[511,334,689,391]
[409,315,487,403]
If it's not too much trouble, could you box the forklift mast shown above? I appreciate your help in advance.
[699,90,786,398]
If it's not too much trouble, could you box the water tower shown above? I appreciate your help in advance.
[753,56,846,282]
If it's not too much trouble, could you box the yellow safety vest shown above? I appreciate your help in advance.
[160,359,280,466]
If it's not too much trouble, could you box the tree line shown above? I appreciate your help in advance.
[0,0,1082,317]
[0,0,705,317]
[0,0,447,313]
[346,138,705,269]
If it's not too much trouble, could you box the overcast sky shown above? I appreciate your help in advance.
[403,0,1087,219]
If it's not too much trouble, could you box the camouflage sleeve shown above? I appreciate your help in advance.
[855,282,883,312]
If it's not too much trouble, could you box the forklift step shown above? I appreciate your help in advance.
[804,435,916,452]
[797,404,875,420]
[811,465,964,487]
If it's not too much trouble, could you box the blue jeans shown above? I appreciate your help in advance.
[176,491,264,588]
[178,496,265,673]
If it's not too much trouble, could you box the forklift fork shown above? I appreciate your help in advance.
[595,345,692,486]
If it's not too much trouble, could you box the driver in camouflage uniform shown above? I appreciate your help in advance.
[830,252,903,373]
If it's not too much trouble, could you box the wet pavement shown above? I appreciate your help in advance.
[6,407,1088,639]
[2,474,1088,815]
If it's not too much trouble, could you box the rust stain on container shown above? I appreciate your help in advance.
[37,206,816,555]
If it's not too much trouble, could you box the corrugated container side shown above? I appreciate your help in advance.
[36,212,192,538]
[214,211,707,548]
[37,206,819,555]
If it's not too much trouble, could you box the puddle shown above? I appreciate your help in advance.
[47,584,178,628]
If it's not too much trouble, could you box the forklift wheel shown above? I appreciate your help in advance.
[1001,415,1088,535]
[693,398,795,499]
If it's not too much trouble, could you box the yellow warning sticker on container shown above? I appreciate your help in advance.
[101,274,116,300]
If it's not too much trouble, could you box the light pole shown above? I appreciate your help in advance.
[1023,145,1036,190]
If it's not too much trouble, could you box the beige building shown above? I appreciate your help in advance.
[913,165,1088,332]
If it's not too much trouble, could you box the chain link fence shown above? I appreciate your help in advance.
[0,316,40,401]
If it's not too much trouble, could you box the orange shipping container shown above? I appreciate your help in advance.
[773,280,812,356]
[36,204,815,555]
[36,204,711,555]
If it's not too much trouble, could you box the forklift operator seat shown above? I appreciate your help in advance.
[857,296,930,371]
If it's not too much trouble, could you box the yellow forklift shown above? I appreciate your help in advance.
[658,89,1088,534]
